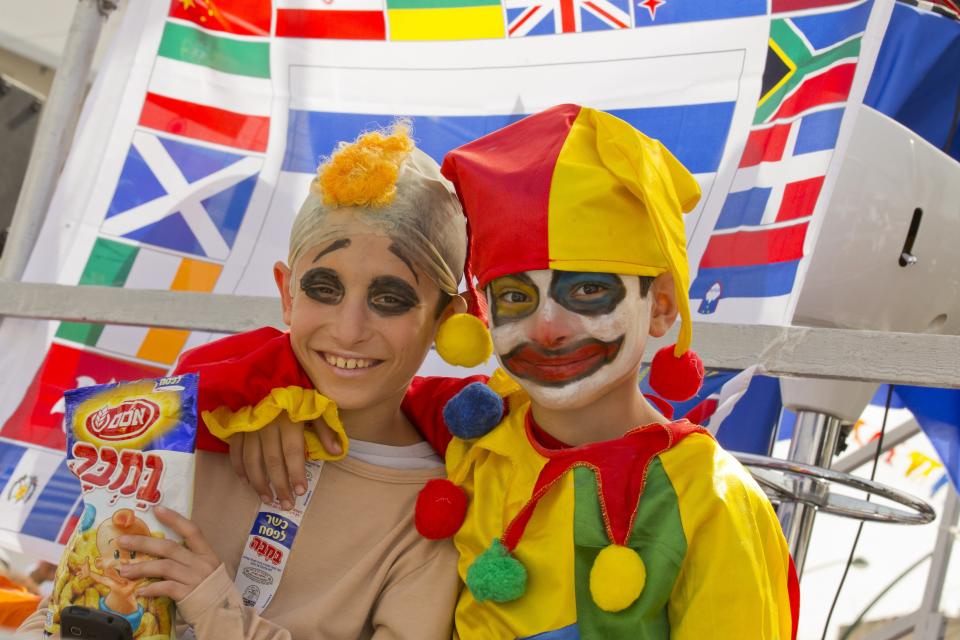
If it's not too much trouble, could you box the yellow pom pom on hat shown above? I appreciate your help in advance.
[436,312,493,368]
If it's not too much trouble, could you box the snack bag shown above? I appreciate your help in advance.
[45,374,198,639]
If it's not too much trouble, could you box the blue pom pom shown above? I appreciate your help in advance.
[443,382,504,440]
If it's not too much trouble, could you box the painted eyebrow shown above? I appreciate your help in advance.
[313,238,351,262]
[389,243,420,284]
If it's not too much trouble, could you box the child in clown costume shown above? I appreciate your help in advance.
[421,104,800,638]
[173,105,800,639]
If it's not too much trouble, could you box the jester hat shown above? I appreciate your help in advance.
[437,103,704,400]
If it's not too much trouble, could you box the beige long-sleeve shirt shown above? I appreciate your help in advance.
[18,450,459,640]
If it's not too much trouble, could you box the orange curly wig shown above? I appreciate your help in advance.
[314,122,415,208]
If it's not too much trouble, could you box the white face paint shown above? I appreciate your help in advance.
[488,269,651,410]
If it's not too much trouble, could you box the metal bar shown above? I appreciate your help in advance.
[647,323,960,390]
[3,281,960,388]
[859,613,917,640]
[857,489,960,640]
[0,282,282,333]
[840,554,931,640]
[737,453,935,524]
[833,420,922,474]
[776,411,843,575]
[0,0,114,282]
[915,487,960,640]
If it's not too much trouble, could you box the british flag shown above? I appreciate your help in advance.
[505,0,633,37]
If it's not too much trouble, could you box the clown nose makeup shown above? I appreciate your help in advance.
[501,337,625,387]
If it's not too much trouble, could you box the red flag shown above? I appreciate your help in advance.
[1,343,167,451]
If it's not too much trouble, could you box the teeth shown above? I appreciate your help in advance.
[324,354,375,370]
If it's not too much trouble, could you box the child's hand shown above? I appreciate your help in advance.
[116,506,220,603]
[228,415,341,510]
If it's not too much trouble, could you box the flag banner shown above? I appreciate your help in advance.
[689,0,889,321]
[891,386,960,493]
[639,367,782,455]
[864,1,960,162]
[0,0,895,554]
[505,0,634,37]
[276,0,388,40]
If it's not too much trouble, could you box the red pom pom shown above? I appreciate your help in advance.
[649,345,704,402]
[643,394,675,420]
[415,479,468,539]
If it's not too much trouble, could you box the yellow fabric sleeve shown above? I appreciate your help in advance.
[661,434,794,639]
[202,386,349,461]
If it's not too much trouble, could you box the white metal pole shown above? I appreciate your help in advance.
[914,487,960,639]
[0,0,116,281]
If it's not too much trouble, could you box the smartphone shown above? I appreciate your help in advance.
[59,605,133,640]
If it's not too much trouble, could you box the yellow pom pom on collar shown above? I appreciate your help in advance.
[589,544,647,612]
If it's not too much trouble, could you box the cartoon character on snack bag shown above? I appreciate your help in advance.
[79,509,155,632]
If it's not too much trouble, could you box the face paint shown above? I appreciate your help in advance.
[286,234,442,412]
[549,272,626,316]
[489,269,650,410]
[499,336,624,387]
[368,275,421,317]
[389,243,420,284]
[313,238,351,262]
[489,273,540,325]
[300,267,344,305]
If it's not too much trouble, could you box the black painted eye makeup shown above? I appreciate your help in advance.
[300,267,344,305]
[368,276,420,316]
[489,273,540,325]
[549,271,626,316]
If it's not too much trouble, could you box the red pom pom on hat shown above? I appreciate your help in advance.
[648,345,704,402]
[415,479,468,540]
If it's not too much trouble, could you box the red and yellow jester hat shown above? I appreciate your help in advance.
[438,103,705,400]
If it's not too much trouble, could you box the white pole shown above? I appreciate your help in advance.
[0,0,117,281]
[914,487,960,639]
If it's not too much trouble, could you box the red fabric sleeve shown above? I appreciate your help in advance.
[401,375,490,458]
[174,327,312,452]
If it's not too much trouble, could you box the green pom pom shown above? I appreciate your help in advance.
[465,539,527,603]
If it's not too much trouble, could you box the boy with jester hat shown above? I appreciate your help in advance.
[414,103,801,638]
[176,105,800,639]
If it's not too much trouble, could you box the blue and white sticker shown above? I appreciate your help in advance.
[234,459,324,614]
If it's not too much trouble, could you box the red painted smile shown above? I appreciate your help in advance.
[501,336,624,387]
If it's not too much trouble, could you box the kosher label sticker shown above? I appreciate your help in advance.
[234,459,324,613]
